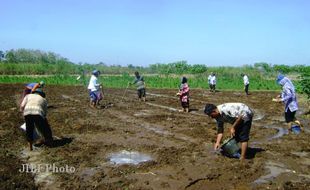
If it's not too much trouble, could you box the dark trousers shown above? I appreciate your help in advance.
[211,84,216,92]
[24,115,53,143]
[245,84,249,95]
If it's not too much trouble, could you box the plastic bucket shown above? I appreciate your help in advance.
[291,125,301,135]
[221,138,240,157]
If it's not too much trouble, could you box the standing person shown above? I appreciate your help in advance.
[241,73,250,95]
[21,81,45,103]
[176,77,190,112]
[208,73,213,92]
[272,74,301,131]
[210,73,217,92]
[204,103,254,160]
[129,71,146,101]
[88,70,103,108]
[20,90,53,151]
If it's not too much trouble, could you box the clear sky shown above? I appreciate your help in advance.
[1,0,309,66]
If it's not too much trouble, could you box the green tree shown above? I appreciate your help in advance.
[300,67,310,100]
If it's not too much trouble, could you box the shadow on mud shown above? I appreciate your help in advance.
[246,147,265,159]
[189,108,200,112]
[34,137,73,148]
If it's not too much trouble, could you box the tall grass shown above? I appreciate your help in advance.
[0,74,289,91]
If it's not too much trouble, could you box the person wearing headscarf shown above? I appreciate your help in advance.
[21,81,45,104]
[273,74,301,130]
[176,77,190,112]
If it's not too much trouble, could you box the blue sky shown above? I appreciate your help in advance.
[1,0,309,66]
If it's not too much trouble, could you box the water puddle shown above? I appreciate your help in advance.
[20,148,56,187]
[253,109,265,121]
[253,161,295,184]
[142,124,171,135]
[108,150,153,165]
[146,102,178,112]
[264,125,289,140]
[146,102,205,116]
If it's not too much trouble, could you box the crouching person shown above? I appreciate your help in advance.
[20,90,53,151]
[204,103,254,160]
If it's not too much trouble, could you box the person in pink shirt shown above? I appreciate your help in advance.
[176,77,190,112]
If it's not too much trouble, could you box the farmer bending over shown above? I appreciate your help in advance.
[129,71,146,101]
[204,103,254,160]
[21,81,45,104]
[20,90,53,151]
[88,70,103,108]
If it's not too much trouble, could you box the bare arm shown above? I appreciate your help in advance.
[20,96,27,112]
[230,116,243,137]
[214,133,223,150]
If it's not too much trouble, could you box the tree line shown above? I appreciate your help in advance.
[0,48,309,98]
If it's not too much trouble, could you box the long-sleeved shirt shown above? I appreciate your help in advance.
[215,103,254,134]
[279,77,298,112]
[179,83,189,102]
[87,75,100,92]
[243,75,249,85]
[21,94,48,118]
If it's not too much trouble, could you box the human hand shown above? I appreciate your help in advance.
[230,128,235,137]
[176,92,181,96]
[214,143,220,150]
[272,98,281,102]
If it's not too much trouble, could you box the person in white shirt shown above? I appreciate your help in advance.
[210,73,217,92]
[87,70,103,108]
[207,73,212,92]
[241,73,249,95]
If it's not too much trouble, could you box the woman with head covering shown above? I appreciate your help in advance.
[273,74,301,131]
[176,77,190,112]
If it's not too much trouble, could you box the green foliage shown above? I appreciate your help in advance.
[0,48,309,93]
[299,67,310,99]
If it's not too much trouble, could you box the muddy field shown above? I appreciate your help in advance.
[0,84,310,190]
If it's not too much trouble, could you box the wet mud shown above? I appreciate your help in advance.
[0,84,309,189]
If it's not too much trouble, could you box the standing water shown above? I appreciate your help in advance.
[109,150,153,165]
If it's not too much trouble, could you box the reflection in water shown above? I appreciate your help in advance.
[265,126,289,140]
[253,161,294,184]
[109,150,152,165]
